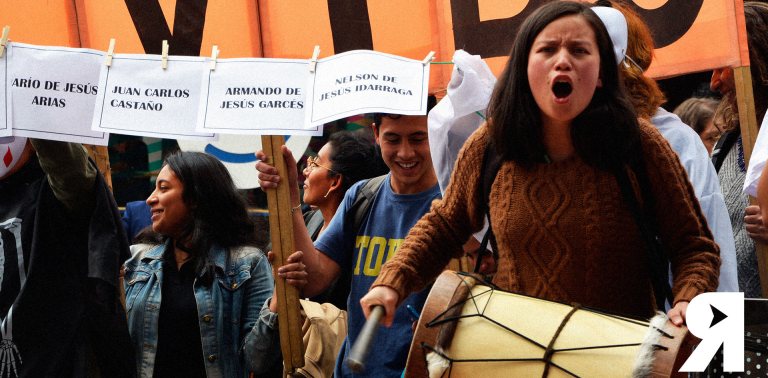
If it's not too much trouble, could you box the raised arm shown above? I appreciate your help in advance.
[255,146,340,297]
[30,139,97,217]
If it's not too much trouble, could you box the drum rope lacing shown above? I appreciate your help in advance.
[420,273,672,377]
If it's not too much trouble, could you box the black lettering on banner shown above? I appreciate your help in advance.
[449,0,704,58]
[327,0,374,53]
[450,0,547,58]
[124,0,208,56]
[625,0,704,49]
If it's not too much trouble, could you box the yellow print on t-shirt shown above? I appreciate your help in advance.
[353,236,403,277]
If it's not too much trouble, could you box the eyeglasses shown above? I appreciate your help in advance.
[305,156,338,174]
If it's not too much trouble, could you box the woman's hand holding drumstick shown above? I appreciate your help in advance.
[360,286,400,327]
[667,300,689,327]
[346,286,401,373]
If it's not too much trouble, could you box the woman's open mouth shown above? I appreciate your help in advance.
[552,81,573,99]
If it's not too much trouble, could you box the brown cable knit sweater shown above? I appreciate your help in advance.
[374,120,720,319]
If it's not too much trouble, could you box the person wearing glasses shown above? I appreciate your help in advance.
[300,131,387,240]
[298,130,388,309]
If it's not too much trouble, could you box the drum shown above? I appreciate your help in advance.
[405,271,693,378]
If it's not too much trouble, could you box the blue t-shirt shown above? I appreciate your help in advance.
[315,174,440,377]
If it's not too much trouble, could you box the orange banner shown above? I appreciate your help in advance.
[0,0,748,88]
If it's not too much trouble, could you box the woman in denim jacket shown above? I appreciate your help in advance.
[124,151,305,377]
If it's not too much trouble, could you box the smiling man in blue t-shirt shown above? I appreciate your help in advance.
[257,107,440,377]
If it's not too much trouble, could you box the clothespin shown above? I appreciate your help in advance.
[209,45,219,71]
[161,40,169,69]
[105,38,116,67]
[309,45,320,73]
[0,26,11,59]
[422,51,435,65]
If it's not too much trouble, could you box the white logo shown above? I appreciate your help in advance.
[0,218,25,378]
[680,292,744,372]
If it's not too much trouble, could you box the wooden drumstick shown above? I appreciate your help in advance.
[346,305,385,373]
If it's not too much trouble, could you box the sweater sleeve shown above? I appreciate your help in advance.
[30,139,97,216]
[637,121,720,304]
[373,124,491,301]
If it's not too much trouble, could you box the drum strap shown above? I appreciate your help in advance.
[541,303,581,377]
[614,162,673,311]
[474,141,503,274]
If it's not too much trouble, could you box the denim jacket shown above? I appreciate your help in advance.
[124,241,279,378]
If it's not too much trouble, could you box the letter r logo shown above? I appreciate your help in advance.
[680,292,744,372]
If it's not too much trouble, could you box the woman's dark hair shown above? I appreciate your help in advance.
[152,151,256,274]
[326,130,388,192]
[487,0,640,172]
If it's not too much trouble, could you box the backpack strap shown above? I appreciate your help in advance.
[711,129,739,173]
[344,174,388,235]
[304,209,325,240]
[474,140,503,273]
[614,158,673,310]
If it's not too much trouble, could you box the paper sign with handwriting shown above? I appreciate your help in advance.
[6,43,108,144]
[197,58,319,136]
[306,50,430,127]
[92,54,214,140]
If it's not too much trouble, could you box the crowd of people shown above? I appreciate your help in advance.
[0,0,766,377]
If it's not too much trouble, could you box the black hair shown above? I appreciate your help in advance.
[373,94,438,129]
[155,151,256,275]
[486,0,640,172]
[326,130,388,192]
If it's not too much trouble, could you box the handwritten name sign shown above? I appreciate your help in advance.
[196,58,318,136]
[91,54,214,140]
[6,43,108,144]
[306,50,430,127]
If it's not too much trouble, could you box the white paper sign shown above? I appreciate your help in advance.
[92,54,214,140]
[0,51,7,137]
[197,58,319,136]
[6,43,108,144]
[306,50,430,127]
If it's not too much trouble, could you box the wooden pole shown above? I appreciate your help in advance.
[260,135,304,374]
[84,144,113,191]
[733,66,768,297]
